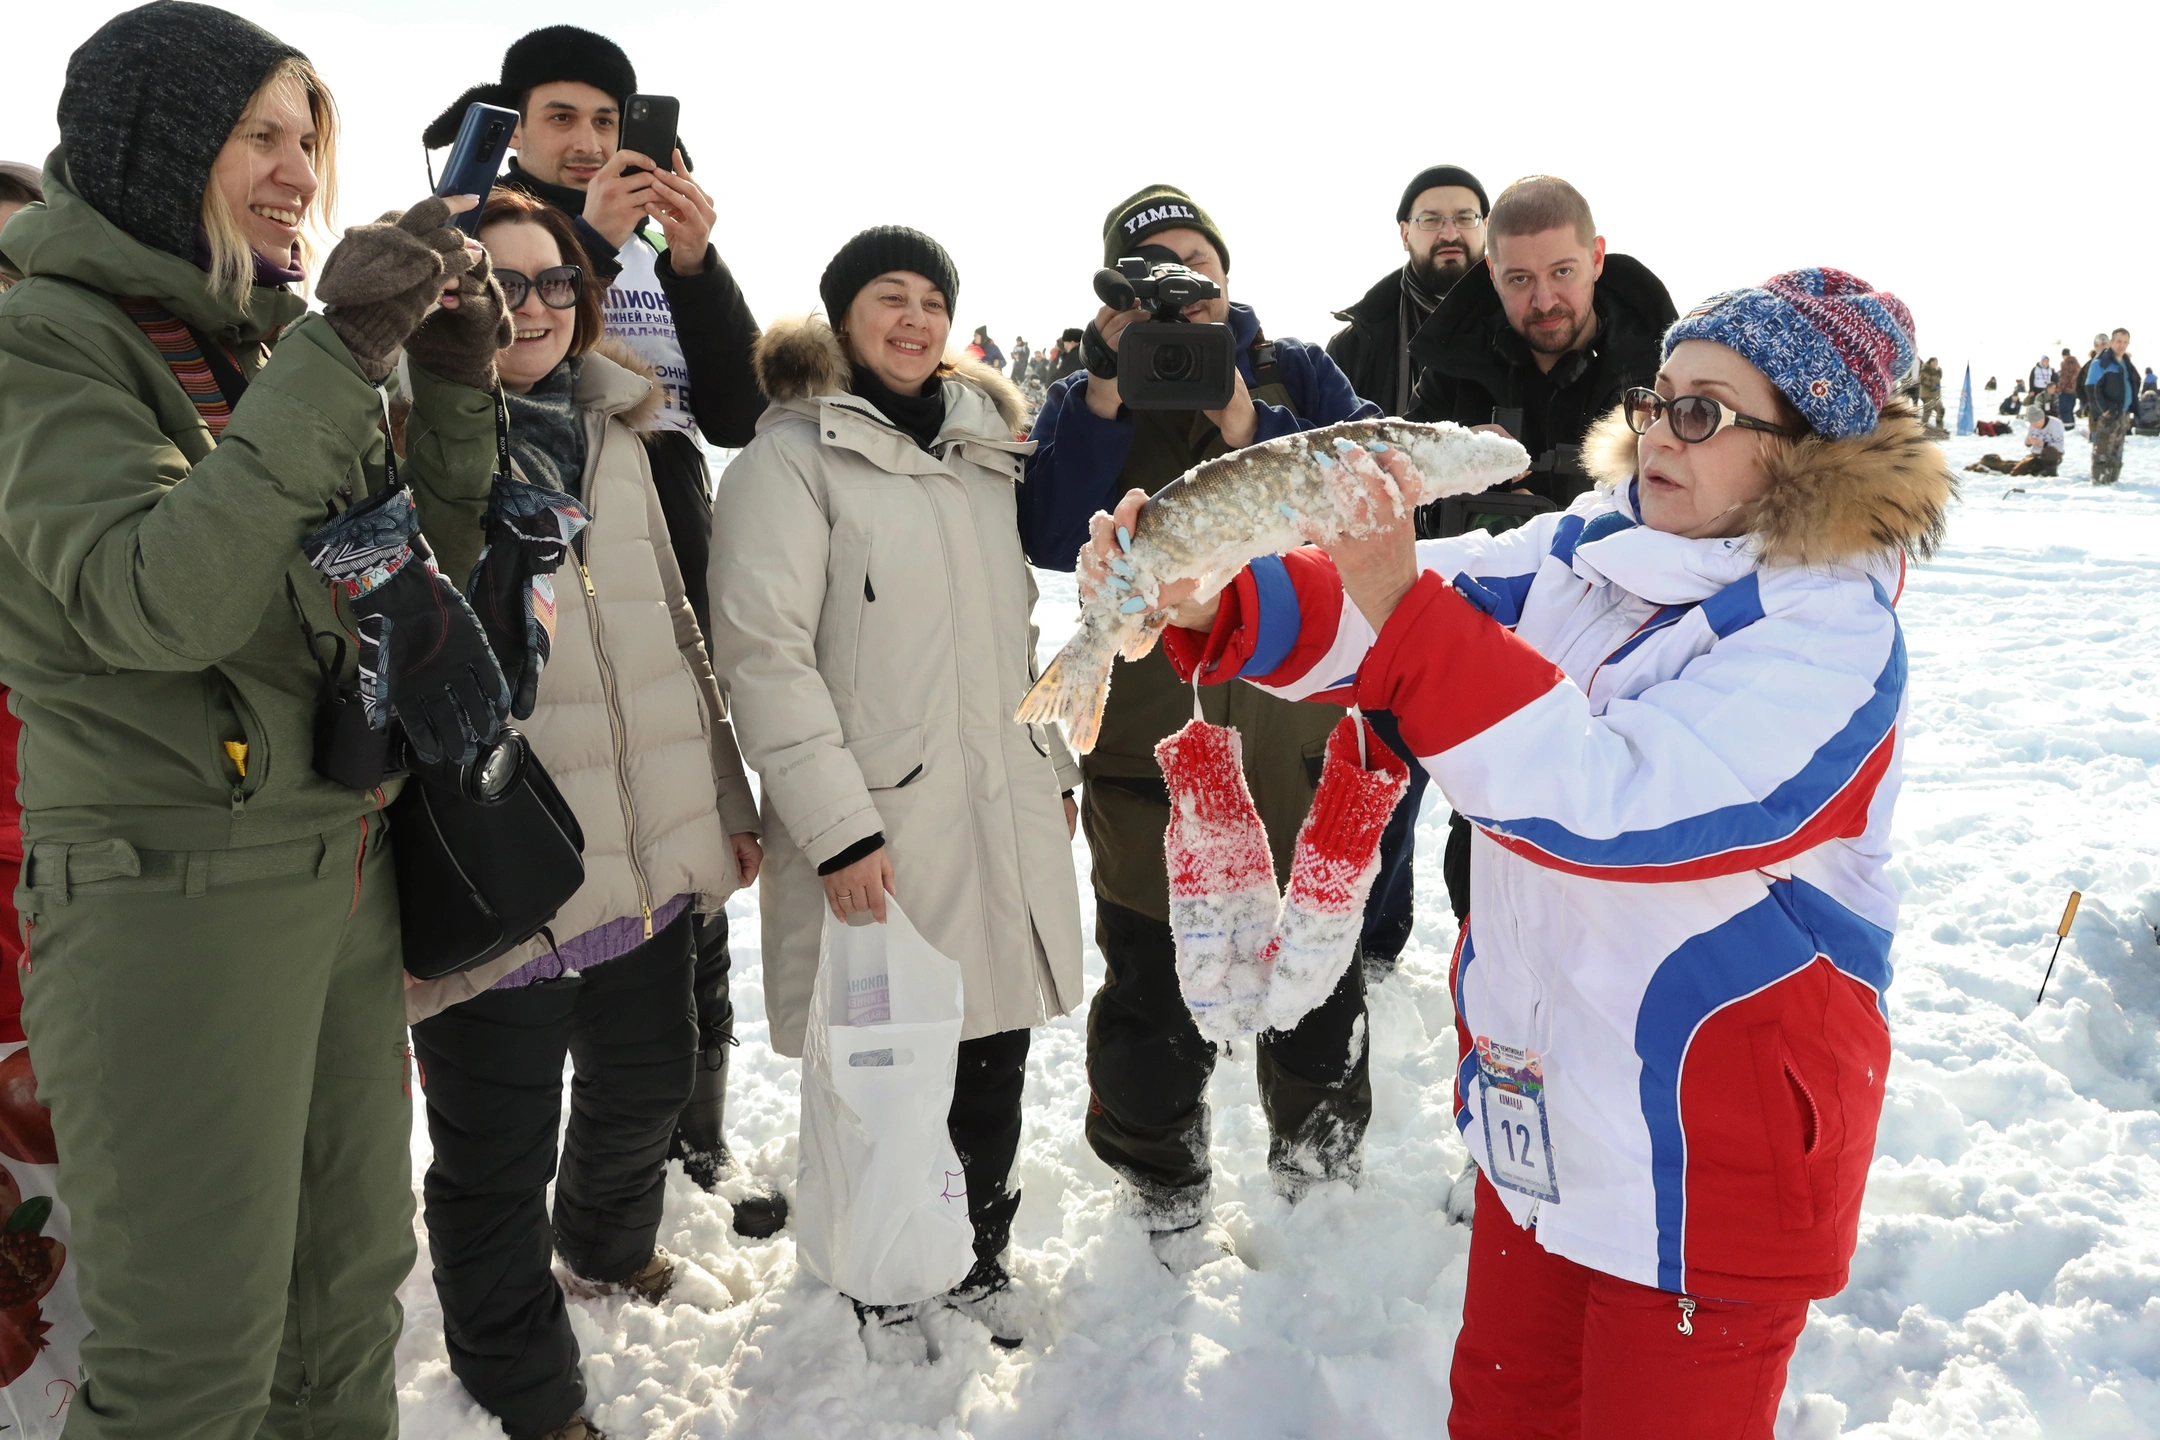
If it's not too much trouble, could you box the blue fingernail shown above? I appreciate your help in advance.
[1314,451,1336,467]
[1109,575,1130,591]
[1110,557,1134,577]
[1279,504,1299,520]
[1116,526,1132,553]
[1367,441,1390,453]
[1333,437,1357,452]
[1119,596,1148,613]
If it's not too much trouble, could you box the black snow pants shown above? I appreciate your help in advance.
[411,908,696,1440]
[951,1028,1031,1264]
[1084,899,1371,1229]
[668,911,737,1174]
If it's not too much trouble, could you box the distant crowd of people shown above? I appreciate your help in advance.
[1967,334,2151,481]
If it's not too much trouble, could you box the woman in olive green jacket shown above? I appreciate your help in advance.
[0,6,511,1436]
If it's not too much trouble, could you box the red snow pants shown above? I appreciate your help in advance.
[1449,1175,1808,1440]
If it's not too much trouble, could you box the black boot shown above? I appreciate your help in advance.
[669,913,789,1239]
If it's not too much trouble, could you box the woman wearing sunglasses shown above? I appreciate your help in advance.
[399,185,762,1440]
[1081,269,1953,1439]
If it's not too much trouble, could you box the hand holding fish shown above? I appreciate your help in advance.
[1080,491,1218,631]
[1023,417,1529,752]
[1314,445,1426,632]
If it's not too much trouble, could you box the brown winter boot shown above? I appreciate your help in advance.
[565,1247,677,1304]
[539,1419,606,1440]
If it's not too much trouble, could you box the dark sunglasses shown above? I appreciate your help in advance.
[496,265,584,310]
[1622,387,1793,444]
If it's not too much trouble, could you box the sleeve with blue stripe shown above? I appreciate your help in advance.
[1358,567,1906,883]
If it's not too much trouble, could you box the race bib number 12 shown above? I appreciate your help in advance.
[1475,1037,1559,1203]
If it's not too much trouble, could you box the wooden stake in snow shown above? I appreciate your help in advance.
[2034,891,2082,1004]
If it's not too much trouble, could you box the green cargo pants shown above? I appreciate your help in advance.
[16,818,412,1440]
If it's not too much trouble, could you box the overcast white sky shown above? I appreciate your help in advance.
[14,0,2159,394]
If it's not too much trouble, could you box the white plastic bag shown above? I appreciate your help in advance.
[794,898,976,1306]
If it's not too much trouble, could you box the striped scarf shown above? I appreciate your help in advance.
[116,297,246,437]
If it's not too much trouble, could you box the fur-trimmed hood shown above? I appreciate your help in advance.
[582,336,666,436]
[752,312,1028,438]
[1582,400,1956,565]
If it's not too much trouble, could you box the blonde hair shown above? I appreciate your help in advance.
[199,56,340,304]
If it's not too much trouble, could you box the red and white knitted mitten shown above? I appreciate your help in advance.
[1264,715,1410,1032]
[1156,719,1280,1041]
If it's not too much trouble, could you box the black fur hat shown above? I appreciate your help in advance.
[423,26,636,148]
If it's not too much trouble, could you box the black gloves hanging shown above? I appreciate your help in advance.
[467,477,590,719]
[303,486,511,767]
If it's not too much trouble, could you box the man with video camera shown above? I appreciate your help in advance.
[1019,185,1390,1265]
[424,26,781,1240]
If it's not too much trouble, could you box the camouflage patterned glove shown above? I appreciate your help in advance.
[303,486,511,766]
[316,196,476,383]
[466,476,590,719]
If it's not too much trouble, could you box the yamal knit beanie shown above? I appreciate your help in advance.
[1102,184,1230,272]
[58,1,304,259]
[819,226,960,324]
[1663,268,1916,439]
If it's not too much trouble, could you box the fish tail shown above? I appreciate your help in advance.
[1015,621,1122,754]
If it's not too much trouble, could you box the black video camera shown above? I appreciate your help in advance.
[1091,245,1237,410]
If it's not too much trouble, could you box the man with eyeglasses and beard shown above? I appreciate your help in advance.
[424,25,784,1240]
[1328,165,1489,417]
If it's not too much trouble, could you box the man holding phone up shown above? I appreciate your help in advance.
[426,27,782,1244]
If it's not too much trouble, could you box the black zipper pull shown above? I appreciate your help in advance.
[864,574,876,603]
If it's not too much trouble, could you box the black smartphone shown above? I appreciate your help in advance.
[433,102,520,233]
[617,93,680,174]
[1491,406,1525,437]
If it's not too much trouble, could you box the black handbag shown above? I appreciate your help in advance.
[364,391,585,980]
[389,727,586,979]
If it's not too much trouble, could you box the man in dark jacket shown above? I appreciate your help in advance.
[1020,185,1393,1261]
[425,26,780,1244]
[1402,175,1676,926]
[1406,175,1676,517]
[427,27,761,633]
[1048,326,1086,381]
[1327,163,1488,416]
[2088,327,2136,483]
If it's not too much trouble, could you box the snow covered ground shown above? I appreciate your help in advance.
[393,422,2160,1439]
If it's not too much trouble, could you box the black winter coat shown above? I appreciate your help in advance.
[1404,253,1676,511]
[1327,267,1417,416]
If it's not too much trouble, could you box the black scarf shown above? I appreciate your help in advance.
[1393,263,1450,416]
[504,359,588,495]
[849,363,946,452]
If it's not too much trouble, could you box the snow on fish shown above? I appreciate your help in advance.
[1016,418,1529,752]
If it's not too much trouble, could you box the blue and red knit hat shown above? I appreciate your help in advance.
[1662,269,1916,439]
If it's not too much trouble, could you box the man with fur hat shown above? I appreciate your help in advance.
[426,26,779,1234]
[1328,163,1490,417]
[1018,184,1406,1267]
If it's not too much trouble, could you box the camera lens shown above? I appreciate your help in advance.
[466,732,524,803]
[1150,343,1195,382]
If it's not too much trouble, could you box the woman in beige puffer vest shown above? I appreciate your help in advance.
[403,194,763,1440]
[708,228,1084,1326]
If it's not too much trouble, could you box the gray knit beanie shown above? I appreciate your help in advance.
[58,1,304,258]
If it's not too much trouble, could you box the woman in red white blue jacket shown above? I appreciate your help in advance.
[1084,271,1955,1439]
